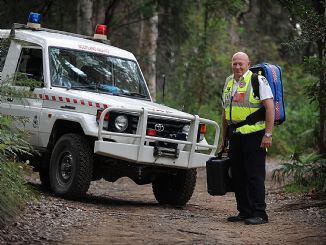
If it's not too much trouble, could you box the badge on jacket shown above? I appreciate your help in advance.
[233,92,245,102]
[239,81,246,88]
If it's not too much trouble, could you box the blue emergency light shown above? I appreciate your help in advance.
[27,12,41,29]
[28,12,41,24]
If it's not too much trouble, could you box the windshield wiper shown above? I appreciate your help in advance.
[120,91,148,98]
[70,84,97,90]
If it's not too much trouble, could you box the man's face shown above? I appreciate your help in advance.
[232,54,250,80]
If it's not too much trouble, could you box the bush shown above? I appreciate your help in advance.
[0,115,37,227]
[272,152,326,193]
[0,163,36,227]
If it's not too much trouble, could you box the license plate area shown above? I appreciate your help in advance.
[153,141,180,158]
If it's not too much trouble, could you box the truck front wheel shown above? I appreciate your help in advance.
[49,133,93,199]
[152,169,197,206]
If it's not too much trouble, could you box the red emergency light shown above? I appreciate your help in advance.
[94,24,108,40]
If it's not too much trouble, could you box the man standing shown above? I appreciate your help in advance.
[221,52,274,225]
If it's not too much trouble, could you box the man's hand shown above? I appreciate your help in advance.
[260,135,272,148]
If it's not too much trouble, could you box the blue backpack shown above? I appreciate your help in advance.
[250,63,286,125]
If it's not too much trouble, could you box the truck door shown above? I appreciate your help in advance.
[0,46,44,147]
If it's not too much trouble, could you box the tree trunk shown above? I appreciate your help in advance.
[138,7,158,100]
[94,0,106,25]
[197,1,209,108]
[318,39,326,154]
[317,3,326,154]
[77,0,93,35]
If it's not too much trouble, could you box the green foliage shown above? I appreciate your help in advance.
[272,152,326,193]
[162,1,241,114]
[283,182,312,193]
[0,116,33,162]
[280,0,326,43]
[0,110,37,227]
[0,37,10,70]
[280,0,326,154]
[0,73,42,99]
[0,162,37,227]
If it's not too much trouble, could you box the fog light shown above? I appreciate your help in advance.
[182,124,190,135]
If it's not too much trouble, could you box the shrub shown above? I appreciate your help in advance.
[0,115,37,227]
[272,152,326,193]
[0,162,36,227]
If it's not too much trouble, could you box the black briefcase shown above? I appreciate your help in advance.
[206,155,233,196]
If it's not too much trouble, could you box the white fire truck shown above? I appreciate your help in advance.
[0,13,219,205]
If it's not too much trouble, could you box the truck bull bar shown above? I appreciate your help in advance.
[94,107,220,168]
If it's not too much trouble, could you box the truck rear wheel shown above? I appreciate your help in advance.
[49,133,93,199]
[152,169,197,206]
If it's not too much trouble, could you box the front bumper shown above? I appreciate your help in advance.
[94,107,219,169]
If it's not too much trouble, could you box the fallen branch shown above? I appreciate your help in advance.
[177,229,206,236]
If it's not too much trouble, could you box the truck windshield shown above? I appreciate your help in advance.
[49,47,150,100]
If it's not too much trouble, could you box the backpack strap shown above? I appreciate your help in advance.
[230,107,265,129]
[251,73,260,99]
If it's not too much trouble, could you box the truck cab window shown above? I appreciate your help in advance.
[16,48,43,86]
[0,38,11,73]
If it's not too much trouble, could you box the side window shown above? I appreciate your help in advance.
[0,37,10,73]
[16,48,43,87]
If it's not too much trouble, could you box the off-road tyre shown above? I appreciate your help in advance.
[49,133,93,199]
[152,169,197,206]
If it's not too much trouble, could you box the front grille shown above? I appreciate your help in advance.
[147,117,187,139]
[110,113,189,142]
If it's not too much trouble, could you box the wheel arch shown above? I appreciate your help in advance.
[50,120,84,146]
[46,119,97,154]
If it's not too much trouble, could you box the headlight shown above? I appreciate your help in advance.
[114,115,128,132]
[182,125,190,135]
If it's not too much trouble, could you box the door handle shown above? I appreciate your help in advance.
[60,105,76,110]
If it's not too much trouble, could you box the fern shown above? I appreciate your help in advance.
[272,152,326,192]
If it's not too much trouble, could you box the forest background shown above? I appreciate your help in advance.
[0,0,325,156]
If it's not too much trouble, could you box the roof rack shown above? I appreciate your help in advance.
[9,23,111,45]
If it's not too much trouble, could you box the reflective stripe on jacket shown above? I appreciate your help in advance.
[222,70,265,134]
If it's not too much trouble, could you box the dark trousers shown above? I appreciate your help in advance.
[229,130,268,220]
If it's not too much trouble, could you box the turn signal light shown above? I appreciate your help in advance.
[96,110,109,121]
[197,123,206,142]
[199,124,207,134]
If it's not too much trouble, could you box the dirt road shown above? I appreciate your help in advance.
[1,159,325,244]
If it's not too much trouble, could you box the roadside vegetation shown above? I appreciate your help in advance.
[273,152,326,193]
[0,116,37,227]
